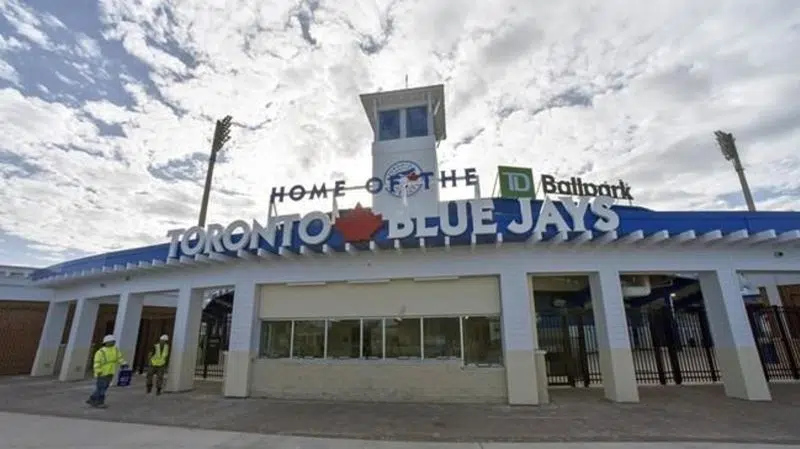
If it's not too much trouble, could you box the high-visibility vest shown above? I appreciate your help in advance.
[150,343,169,367]
[93,346,124,377]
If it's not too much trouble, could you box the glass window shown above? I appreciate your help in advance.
[405,105,428,137]
[385,318,421,358]
[260,321,291,358]
[378,109,401,141]
[463,316,503,366]
[362,319,383,359]
[292,320,325,358]
[423,317,461,359]
[327,319,360,359]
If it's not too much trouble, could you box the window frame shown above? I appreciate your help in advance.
[405,105,429,138]
[258,315,502,367]
[377,109,401,141]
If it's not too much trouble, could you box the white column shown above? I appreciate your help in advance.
[59,298,99,381]
[764,283,783,307]
[166,287,204,393]
[589,270,639,403]
[31,301,70,376]
[223,281,260,397]
[112,292,143,368]
[499,271,539,405]
[699,269,771,401]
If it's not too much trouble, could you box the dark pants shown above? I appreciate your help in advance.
[146,365,166,392]
[88,375,113,405]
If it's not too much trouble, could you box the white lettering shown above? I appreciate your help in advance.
[387,215,414,239]
[166,229,184,258]
[204,224,225,253]
[415,216,439,238]
[533,197,569,234]
[298,211,332,245]
[560,196,590,232]
[439,201,468,237]
[249,219,279,250]
[590,196,619,232]
[280,214,300,247]
[222,220,251,252]
[507,199,533,234]
[180,226,206,257]
[470,199,496,235]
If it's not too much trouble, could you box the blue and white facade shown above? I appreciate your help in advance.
[15,84,800,404]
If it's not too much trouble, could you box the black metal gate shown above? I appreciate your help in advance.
[538,309,601,386]
[195,313,231,379]
[747,305,800,382]
[625,307,719,385]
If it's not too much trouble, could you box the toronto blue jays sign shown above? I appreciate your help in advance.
[269,160,478,203]
[166,196,620,258]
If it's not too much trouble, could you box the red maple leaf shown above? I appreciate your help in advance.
[334,203,383,243]
[407,172,419,181]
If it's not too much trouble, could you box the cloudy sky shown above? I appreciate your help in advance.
[0,0,798,267]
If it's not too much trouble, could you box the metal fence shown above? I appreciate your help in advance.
[747,306,800,381]
[538,306,722,387]
[195,313,231,379]
[538,310,602,387]
[625,307,719,385]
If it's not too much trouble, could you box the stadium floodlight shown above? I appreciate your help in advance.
[714,130,756,212]
[198,115,233,227]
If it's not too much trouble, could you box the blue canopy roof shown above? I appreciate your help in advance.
[31,198,800,283]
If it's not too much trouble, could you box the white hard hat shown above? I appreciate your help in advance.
[102,335,115,344]
[159,334,169,341]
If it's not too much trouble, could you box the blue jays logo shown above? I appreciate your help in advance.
[384,160,424,198]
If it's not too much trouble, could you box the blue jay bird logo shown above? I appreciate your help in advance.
[384,161,424,198]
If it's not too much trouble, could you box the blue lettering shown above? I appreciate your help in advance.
[270,186,287,203]
[440,169,457,187]
[334,180,346,197]
[464,168,478,186]
[308,184,328,200]
[365,177,383,194]
[420,171,434,189]
[289,185,306,201]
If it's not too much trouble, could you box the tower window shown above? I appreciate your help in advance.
[378,109,401,141]
[406,105,428,137]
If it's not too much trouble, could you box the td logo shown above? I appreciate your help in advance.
[497,166,535,199]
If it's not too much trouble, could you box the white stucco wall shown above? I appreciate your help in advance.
[253,276,504,402]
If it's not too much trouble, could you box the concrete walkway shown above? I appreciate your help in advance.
[1,412,797,449]
[2,376,800,444]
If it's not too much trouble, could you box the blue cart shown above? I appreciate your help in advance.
[117,365,133,387]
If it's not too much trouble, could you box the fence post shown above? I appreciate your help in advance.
[662,307,683,385]
[697,308,718,382]
[745,306,770,381]
[773,306,799,379]
[560,313,575,387]
[646,309,668,385]
[576,311,591,387]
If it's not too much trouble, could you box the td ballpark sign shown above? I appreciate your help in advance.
[497,166,634,201]
[166,196,620,257]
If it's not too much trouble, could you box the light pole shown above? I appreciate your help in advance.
[198,115,233,227]
[714,130,756,212]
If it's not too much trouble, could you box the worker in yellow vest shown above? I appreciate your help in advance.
[86,334,126,408]
[146,334,170,395]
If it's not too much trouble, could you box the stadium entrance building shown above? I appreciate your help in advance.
[25,84,800,405]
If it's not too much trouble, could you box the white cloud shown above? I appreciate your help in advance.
[0,0,799,266]
[0,59,19,84]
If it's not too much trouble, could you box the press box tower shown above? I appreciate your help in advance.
[359,84,447,220]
